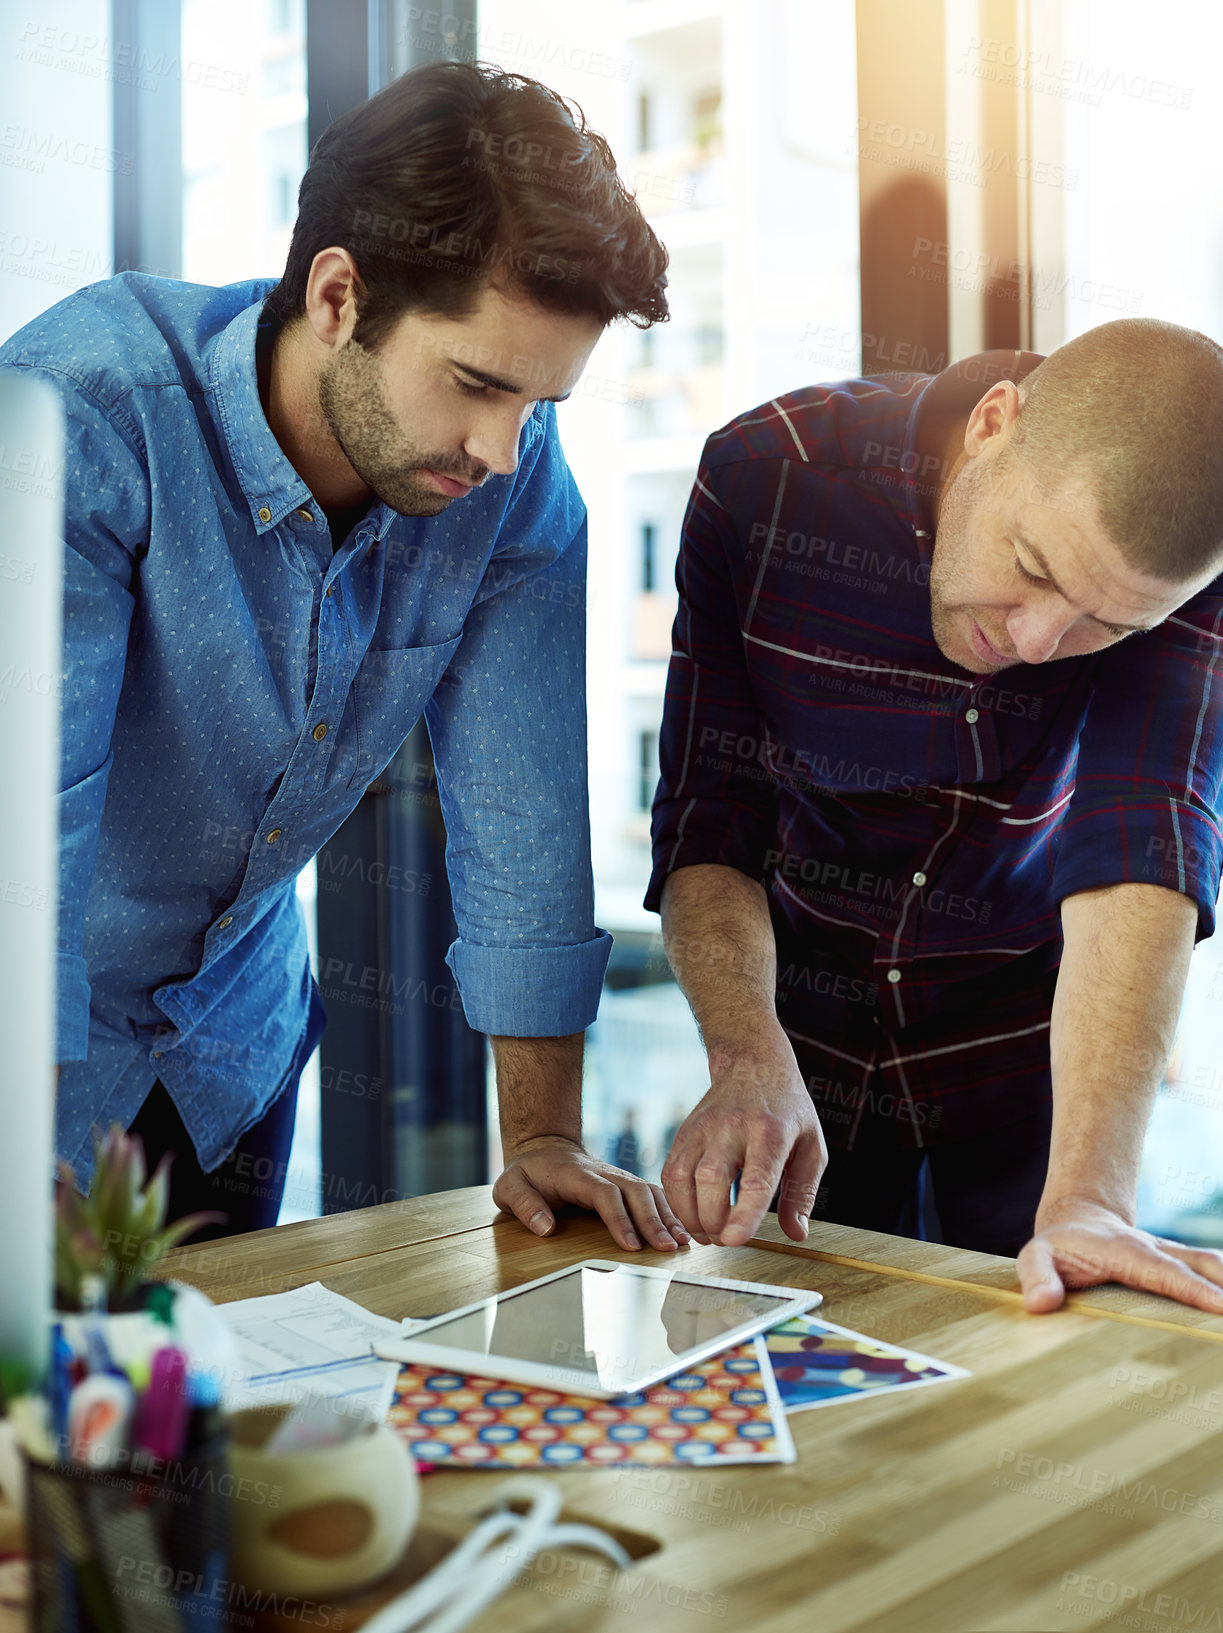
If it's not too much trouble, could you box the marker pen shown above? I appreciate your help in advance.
[133,1346,191,1463]
[48,1324,73,1450]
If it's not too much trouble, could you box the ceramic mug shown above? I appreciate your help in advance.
[228,1404,420,1598]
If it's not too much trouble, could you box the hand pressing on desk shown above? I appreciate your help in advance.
[1019,884,1223,1316]
[494,1135,691,1252]
[491,1033,691,1253]
[1017,1197,1223,1315]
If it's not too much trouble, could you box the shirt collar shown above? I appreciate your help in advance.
[901,347,1045,536]
[209,297,315,535]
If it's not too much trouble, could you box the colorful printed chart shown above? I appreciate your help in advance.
[765,1315,968,1412]
[387,1335,796,1469]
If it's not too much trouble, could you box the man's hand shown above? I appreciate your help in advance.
[493,1134,691,1253]
[1026,883,1212,1316]
[656,866,827,1247]
[661,1027,828,1247]
[1017,1196,1223,1315]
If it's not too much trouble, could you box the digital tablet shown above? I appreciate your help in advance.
[372,1259,822,1399]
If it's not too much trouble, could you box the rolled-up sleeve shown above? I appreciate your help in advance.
[428,403,610,1036]
[645,450,779,912]
[1052,580,1223,938]
[7,369,148,1059]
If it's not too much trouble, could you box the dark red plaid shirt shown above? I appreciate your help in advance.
[647,355,1223,1149]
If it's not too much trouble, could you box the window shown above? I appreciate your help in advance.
[638,730,659,814]
[181,0,306,288]
[179,0,314,1218]
[477,0,861,1179]
[1036,2,1223,1246]
[641,522,656,592]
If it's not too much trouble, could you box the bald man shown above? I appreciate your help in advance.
[648,320,1223,1315]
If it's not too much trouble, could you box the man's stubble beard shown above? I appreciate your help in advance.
[927,454,998,670]
[317,340,478,518]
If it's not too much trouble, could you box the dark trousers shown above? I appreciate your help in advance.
[128,991,326,1242]
[812,1101,1053,1257]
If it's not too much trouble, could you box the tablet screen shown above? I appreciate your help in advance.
[413,1265,796,1393]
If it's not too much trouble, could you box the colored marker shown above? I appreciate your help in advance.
[133,1346,190,1463]
[48,1324,73,1449]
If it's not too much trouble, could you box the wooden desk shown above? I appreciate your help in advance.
[166,1191,1223,1633]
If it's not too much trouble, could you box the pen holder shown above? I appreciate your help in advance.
[23,1429,231,1632]
[227,1404,420,1600]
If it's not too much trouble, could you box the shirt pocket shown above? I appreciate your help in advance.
[349,635,462,792]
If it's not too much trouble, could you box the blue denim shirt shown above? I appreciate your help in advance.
[0,274,610,1174]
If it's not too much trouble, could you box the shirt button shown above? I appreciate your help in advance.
[266,828,282,843]
[258,506,271,523]
[326,585,333,597]
[312,723,328,742]
[296,507,314,522]
[886,968,902,984]
[217,915,233,929]
[912,871,927,887]
[965,707,980,724]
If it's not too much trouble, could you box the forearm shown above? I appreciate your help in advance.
[660,864,785,1067]
[1043,882,1197,1222]
[658,864,825,1241]
[491,1033,585,1155]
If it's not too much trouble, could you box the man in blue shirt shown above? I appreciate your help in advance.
[650,326,1223,1313]
[2,61,690,1250]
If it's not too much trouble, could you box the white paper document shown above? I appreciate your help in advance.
[217,1281,408,1419]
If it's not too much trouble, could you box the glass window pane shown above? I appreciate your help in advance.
[0,0,113,341]
[1041,3,1223,1242]
[179,0,315,1219]
[180,0,307,286]
[476,0,860,1181]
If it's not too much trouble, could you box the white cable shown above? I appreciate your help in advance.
[358,1511,522,1633]
[358,1478,632,1633]
[425,1499,631,1633]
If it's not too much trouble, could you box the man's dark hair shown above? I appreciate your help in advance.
[264,60,669,347]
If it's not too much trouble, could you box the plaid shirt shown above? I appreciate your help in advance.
[647,355,1223,1150]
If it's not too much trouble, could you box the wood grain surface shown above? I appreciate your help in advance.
[160,1191,1223,1633]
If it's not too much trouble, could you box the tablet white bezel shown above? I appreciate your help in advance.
[373,1258,823,1399]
